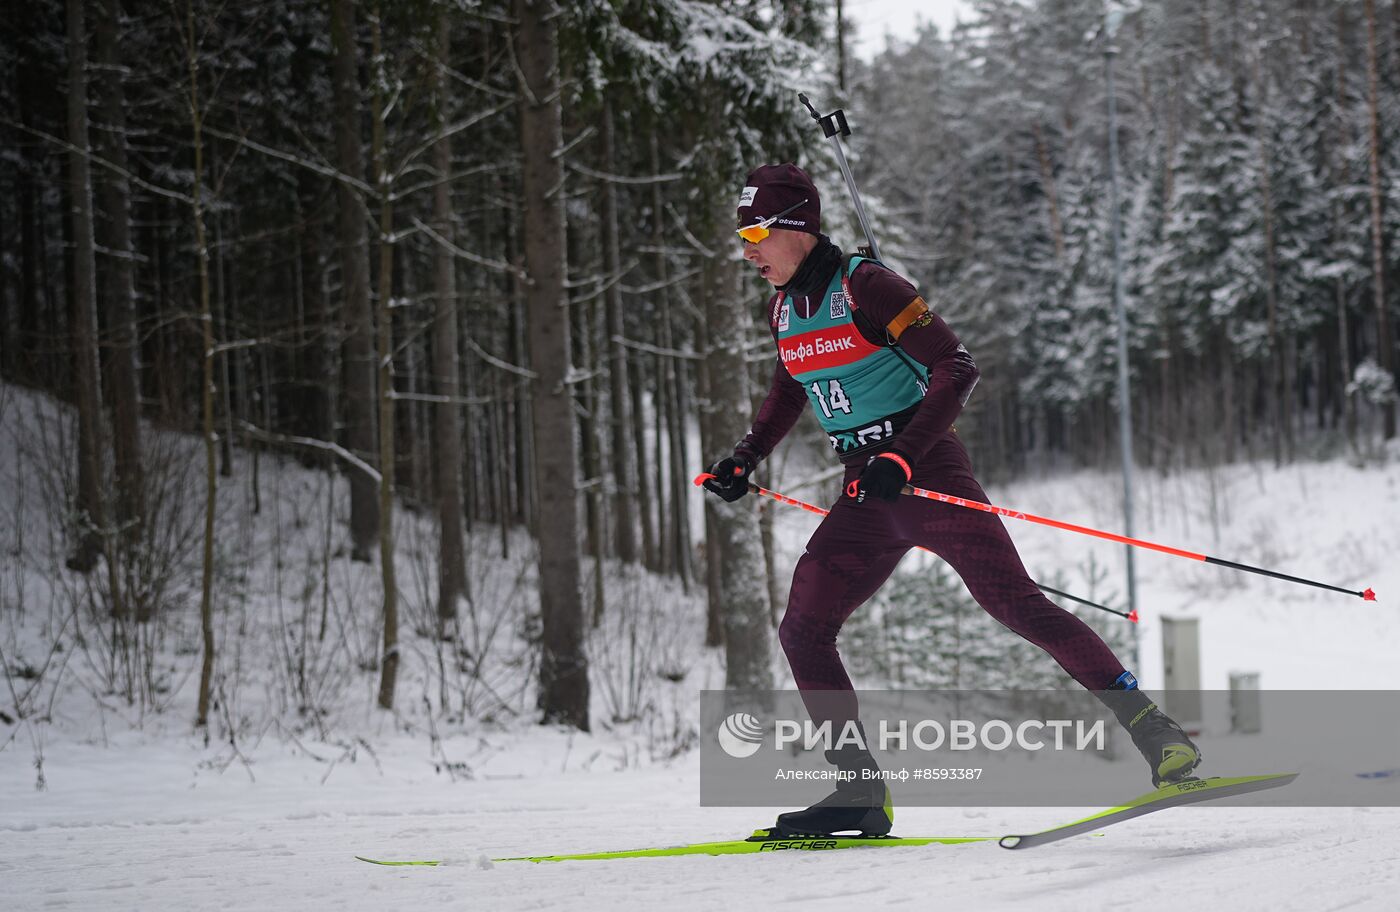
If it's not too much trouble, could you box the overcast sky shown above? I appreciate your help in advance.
[844,0,975,60]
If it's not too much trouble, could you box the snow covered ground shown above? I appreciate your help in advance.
[6,738,1400,911]
[4,381,1400,910]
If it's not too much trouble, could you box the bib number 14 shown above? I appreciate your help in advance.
[811,379,853,419]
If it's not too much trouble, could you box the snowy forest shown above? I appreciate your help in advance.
[1,0,1397,754]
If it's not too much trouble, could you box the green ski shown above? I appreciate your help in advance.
[356,773,1296,865]
[998,772,1298,850]
[354,856,441,866]
[355,828,989,866]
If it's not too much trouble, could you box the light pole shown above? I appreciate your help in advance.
[1103,2,1139,659]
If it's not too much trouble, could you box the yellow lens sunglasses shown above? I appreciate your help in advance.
[736,198,809,244]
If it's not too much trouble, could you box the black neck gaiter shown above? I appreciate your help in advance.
[780,234,843,301]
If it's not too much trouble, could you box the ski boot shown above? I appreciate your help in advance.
[1099,672,1202,787]
[774,728,893,837]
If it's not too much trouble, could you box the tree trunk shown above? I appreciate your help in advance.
[649,135,694,587]
[430,6,466,635]
[1363,0,1396,438]
[95,0,147,615]
[16,130,41,384]
[570,223,607,622]
[669,322,694,589]
[835,0,846,91]
[600,102,639,565]
[654,344,673,575]
[1393,0,1400,59]
[590,244,608,622]
[0,179,8,378]
[1164,64,1179,207]
[629,351,656,568]
[760,497,781,628]
[331,0,380,559]
[698,202,772,691]
[64,0,106,574]
[699,330,723,648]
[1032,122,1066,262]
[212,199,235,476]
[1199,0,1213,66]
[506,199,535,534]
[1336,3,1358,447]
[1255,62,1284,467]
[292,51,333,457]
[481,172,511,554]
[1220,335,1237,463]
[515,0,588,731]
[370,7,399,711]
[13,39,43,384]
[649,136,674,575]
[182,0,217,732]
[403,266,429,506]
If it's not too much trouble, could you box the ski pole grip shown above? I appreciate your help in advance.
[694,464,746,488]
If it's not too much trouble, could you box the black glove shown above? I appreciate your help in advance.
[701,454,755,503]
[850,453,910,503]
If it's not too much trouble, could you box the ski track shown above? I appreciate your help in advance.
[5,756,1400,911]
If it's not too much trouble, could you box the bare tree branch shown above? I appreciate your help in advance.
[466,337,539,379]
[236,420,382,484]
[565,161,682,185]
[609,334,703,361]
[3,116,193,205]
[202,124,376,196]
[411,215,529,281]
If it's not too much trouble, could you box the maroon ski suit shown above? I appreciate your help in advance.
[734,258,1126,730]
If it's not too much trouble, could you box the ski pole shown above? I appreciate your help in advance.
[798,93,881,260]
[875,480,1377,602]
[694,472,1134,621]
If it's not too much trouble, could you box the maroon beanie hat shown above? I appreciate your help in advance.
[737,163,821,236]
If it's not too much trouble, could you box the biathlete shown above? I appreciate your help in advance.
[701,163,1200,838]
